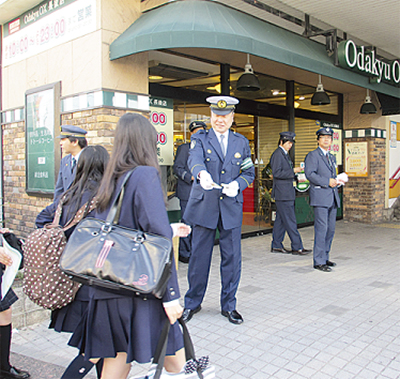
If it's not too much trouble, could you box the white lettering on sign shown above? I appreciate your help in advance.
[3,0,96,67]
[339,40,399,86]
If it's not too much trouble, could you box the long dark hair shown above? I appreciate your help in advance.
[63,145,109,219]
[96,113,160,211]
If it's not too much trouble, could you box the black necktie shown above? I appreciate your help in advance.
[71,157,76,172]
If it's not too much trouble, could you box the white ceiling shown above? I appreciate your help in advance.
[276,0,400,58]
[1,0,399,60]
[223,0,400,59]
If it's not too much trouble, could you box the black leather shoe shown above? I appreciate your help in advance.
[326,260,336,267]
[292,248,312,255]
[0,367,30,379]
[314,264,332,272]
[178,255,190,264]
[221,310,244,325]
[271,247,290,254]
[182,306,201,322]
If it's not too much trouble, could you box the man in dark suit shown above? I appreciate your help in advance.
[270,131,311,255]
[173,120,206,263]
[182,96,255,325]
[304,127,340,272]
[54,125,88,200]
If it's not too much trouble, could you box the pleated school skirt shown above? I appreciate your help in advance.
[68,293,184,364]
[49,285,90,333]
[0,288,18,311]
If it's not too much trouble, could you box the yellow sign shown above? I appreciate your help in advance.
[345,142,368,177]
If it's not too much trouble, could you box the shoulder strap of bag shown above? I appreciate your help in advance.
[152,318,202,379]
[62,197,98,232]
[52,195,67,226]
[104,168,138,226]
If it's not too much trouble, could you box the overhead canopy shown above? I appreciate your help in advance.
[110,0,400,99]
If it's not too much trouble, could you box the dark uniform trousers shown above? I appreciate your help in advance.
[186,217,242,312]
[183,128,254,312]
[272,201,303,250]
[305,147,340,266]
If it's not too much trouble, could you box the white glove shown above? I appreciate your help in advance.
[336,172,349,186]
[199,170,214,190]
[170,223,192,238]
[221,181,239,197]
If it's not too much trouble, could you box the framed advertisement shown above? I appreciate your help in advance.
[25,82,61,195]
[344,141,369,177]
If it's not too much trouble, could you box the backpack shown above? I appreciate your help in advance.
[22,198,96,310]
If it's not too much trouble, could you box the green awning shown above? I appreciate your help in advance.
[110,0,400,98]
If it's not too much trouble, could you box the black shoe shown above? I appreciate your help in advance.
[314,264,332,272]
[292,248,312,255]
[271,247,290,254]
[326,260,336,267]
[0,367,30,379]
[221,310,244,325]
[178,255,190,264]
[182,306,201,322]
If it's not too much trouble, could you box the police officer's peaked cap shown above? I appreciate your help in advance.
[316,127,333,136]
[206,96,239,115]
[57,124,88,138]
[280,131,296,142]
[189,120,207,132]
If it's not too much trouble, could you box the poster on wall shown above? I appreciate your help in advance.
[2,0,96,67]
[321,121,342,165]
[149,97,174,166]
[25,82,61,194]
[390,121,397,148]
[344,141,369,177]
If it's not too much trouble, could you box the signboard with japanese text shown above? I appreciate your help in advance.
[345,142,369,177]
[149,97,174,166]
[321,121,342,165]
[25,82,61,194]
[3,0,96,67]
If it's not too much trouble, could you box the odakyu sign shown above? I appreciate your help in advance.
[338,40,400,87]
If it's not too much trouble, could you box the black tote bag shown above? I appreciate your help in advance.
[60,169,173,299]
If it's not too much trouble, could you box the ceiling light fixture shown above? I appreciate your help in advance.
[236,54,261,91]
[360,89,377,114]
[311,75,330,105]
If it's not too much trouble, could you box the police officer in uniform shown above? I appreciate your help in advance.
[182,96,255,325]
[270,131,311,255]
[54,125,88,201]
[173,121,207,263]
[304,127,340,272]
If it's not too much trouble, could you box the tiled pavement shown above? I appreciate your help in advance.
[9,220,400,379]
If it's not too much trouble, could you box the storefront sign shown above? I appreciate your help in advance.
[345,142,369,177]
[2,0,96,67]
[338,40,400,87]
[150,97,174,166]
[321,121,342,165]
[25,82,61,194]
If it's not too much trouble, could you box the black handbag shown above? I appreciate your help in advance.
[60,169,173,299]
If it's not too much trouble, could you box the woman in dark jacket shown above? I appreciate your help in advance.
[35,145,109,379]
[67,113,188,379]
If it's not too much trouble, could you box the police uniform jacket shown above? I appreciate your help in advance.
[173,143,192,201]
[270,147,296,201]
[54,155,76,200]
[184,128,255,230]
[304,148,340,208]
